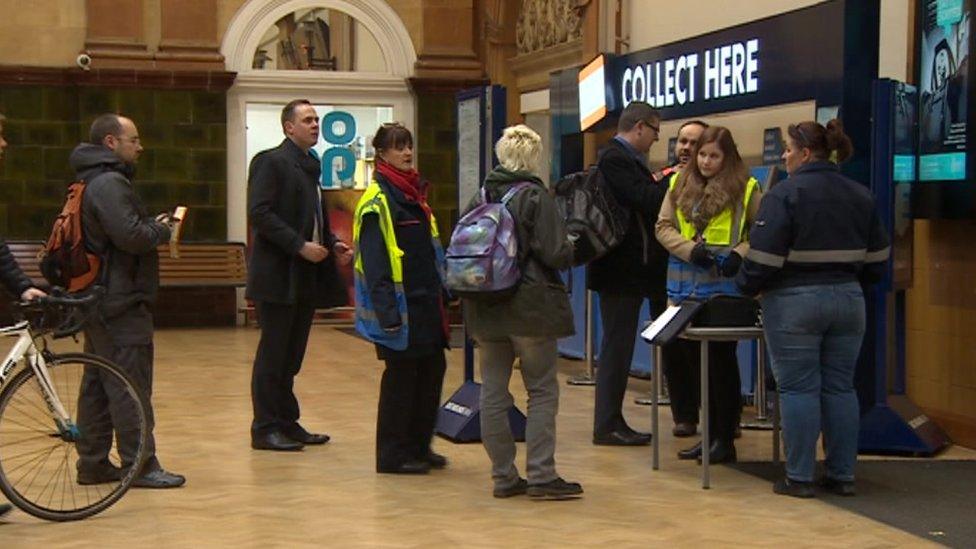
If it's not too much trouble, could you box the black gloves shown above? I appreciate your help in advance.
[719,251,742,277]
[690,242,715,269]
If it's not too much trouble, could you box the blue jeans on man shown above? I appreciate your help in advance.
[761,282,865,483]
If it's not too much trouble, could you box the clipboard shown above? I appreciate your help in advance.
[640,300,704,345]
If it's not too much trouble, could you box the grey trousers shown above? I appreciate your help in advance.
[477,336,559,488]
[77,321,158,473]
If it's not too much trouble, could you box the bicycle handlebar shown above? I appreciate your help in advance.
[16,286,105,339]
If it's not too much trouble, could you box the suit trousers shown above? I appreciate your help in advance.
[375,350,446,469]
[594,292,665,436]
[77,321,159,473]
[251,300,316,437]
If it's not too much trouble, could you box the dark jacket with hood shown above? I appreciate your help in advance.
[71,143,170,344]
[462,168,576,340]
[358,173,448,359]
[586,138,669,299]
[0,239,33,298]
[246,138,346,308]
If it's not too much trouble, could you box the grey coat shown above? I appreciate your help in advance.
[71,144,170,344]
[463,172,576,340]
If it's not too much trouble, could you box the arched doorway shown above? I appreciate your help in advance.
[220,0,417,244]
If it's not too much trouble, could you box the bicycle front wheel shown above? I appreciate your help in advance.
[0,352,150,521]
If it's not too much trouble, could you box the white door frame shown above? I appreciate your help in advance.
[220,0,417,244]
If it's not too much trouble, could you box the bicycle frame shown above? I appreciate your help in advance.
[0,320,76,437]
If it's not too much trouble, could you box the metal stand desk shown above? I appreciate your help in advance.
[650,326,780,489]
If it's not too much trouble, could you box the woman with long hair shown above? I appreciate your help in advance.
[655,126,762,464]
[353,123,449,475]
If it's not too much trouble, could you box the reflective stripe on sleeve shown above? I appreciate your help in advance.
[864,246,891,263]
[746,248,786,268]
[786,249,867,263]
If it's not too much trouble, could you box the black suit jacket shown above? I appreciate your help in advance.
[245,138,346,308]
[586,138,668,298]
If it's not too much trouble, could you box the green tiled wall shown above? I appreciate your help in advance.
[415,91,458,245]
[0,86,227,240]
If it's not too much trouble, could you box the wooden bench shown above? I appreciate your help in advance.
[3,241,248,326]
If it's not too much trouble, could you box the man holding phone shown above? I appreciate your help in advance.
[247,99,353,451]
[71,113,186,488]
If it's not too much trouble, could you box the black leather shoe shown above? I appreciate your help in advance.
[283,424,330,445]
[132,469,186,489]
[77,464,124,485]
[672,422,698,437]
[493,477,528,498]
[0,503,12,518]
[677,441,703,460]
[527,477,584,500]
[284,430,330,445]
[377,460,431,475]
[818,477,856,496]
[252,431,304,451]
[425,451,448,469]
[774,477,815,498]
[593,430,652,446]
[697,440,737,464]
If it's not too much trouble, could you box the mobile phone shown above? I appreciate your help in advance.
[173,206,188,222]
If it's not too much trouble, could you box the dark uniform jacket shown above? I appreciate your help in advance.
[0,238,32,297]
[71,144,170,345]
[358,173,446,359]
[586,137,669,298]
[736,161,890,296]
[462,168,576,340]
[246,138,346,308]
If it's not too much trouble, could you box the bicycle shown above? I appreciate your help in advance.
[0,287,150,521]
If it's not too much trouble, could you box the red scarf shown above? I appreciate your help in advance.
[375,159,432,223]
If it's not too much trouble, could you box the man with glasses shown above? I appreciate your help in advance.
[71,113,185,488]
[589,101,668,446]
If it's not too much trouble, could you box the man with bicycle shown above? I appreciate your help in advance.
[70,114,185,489]
[0,111,47,517]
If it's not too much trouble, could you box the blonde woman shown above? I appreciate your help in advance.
[463,125,582,500]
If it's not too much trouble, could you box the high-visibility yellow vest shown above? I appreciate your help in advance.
[352,180,441,350]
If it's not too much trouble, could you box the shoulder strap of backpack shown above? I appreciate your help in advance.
[500,181,533,206]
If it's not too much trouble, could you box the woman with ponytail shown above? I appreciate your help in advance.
[353,123,449,475]
[737,119,889,498]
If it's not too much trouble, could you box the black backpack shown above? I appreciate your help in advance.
[553,162,630,264]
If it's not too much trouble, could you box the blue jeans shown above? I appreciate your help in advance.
[761,283,865,483]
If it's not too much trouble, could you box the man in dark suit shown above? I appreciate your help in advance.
[588,101,668,446]
[248,99,353,451]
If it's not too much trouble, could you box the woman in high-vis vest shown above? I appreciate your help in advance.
[353,123,449,475]
[655,126,762,464]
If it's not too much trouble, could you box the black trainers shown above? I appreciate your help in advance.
[818,477,856,496]
[77,465,124,485]
[527,477,583,500]
[132,468,186,489]
[493,478,528,498]
[773,477,815,498]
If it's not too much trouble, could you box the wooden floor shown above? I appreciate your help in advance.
[0,326,968,548]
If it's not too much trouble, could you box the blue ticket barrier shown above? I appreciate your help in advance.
[558,265,587,359]
[629,301,653,377]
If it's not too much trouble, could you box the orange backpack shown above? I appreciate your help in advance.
[39,181,102,292]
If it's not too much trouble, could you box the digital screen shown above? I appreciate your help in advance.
[893,82,918,182]
[918,0,970,181]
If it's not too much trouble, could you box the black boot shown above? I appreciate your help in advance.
[697,440,736,464]
[677,440,703,460]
